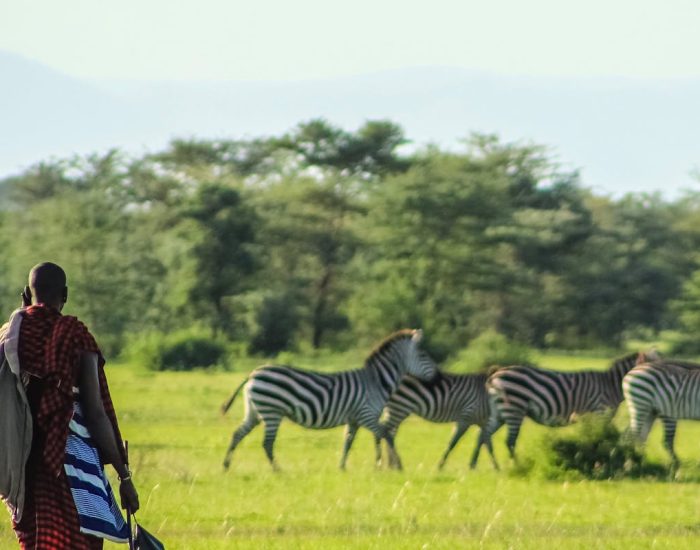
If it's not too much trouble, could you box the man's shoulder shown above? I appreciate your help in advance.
[55,314,93,337]
[57,314,85,326]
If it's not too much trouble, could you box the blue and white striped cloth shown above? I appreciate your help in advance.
[64,399,130,543]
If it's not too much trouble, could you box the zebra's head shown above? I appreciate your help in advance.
[607,349,661,402]
[403,329,438,381]
[366,329,438,382]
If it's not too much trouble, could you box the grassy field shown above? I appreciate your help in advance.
[2,351,700,548]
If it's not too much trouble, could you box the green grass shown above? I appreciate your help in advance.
[3,352,700,548]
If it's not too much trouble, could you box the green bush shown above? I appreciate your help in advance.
[123,329,227,371]
[447,329,532,373]
[539,414,666,480]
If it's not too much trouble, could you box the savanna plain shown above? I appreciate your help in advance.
[3,352,699,549]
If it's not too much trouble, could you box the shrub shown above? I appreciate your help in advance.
[539,414,666,480]
[124,329,227,371]
[448,329,532,373]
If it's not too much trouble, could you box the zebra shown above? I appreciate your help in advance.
[623,359,700,468]
[220,329,437,470]
[485,351,657,459]
[376,372,499,470]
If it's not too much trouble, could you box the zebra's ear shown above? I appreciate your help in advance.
[411,329,423,343]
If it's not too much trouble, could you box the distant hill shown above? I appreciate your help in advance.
[2,50,699,196]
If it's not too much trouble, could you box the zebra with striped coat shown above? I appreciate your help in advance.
[486,352,656,458]
[377,372,499,470]
[623,359,700,467]
[221,329,436,470]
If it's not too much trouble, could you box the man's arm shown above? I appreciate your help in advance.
[78,351,140,512]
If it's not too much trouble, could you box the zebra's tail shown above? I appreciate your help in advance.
[486,369,510,406]
[221,377,249,415]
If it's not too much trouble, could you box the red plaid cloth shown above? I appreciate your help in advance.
[12,305,126,549]
[14,461,103,550]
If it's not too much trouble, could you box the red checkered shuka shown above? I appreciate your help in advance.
[12,305,126,550]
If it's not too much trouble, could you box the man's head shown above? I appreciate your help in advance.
[27,262,68,309]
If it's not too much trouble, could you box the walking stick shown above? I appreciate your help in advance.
[125,440,135,550]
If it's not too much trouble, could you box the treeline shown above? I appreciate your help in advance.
[1,119,700,359]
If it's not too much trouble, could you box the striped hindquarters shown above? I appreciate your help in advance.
[487,365,607,426]
[246,365,366,429]
[623,363,700,431]
[385,373,490,430]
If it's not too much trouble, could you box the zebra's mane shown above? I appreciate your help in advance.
[364,329,416,366]
[487,362,539,376]
[402,369,450,387]
[609,350,660,371]
[649,358,700,369]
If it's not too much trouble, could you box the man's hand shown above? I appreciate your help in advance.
[119,479,140,513]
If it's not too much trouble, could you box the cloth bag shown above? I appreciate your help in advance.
[0,310,32,522]
[64,400,130,542]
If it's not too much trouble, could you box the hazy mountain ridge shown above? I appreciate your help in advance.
[2,51,699,196]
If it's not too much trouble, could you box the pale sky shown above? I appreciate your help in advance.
[2,0,700,81]
[2,0,699,197]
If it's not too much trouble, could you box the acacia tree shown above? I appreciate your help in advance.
[252,174,364,349]
[558,194,683,347]
[238,119,409,350]
[1,152,163,353]
[174,182,258,337]
[349,136,592,357]
[279,118,409,176]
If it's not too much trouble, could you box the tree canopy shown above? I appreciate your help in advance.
[1,120,698,357]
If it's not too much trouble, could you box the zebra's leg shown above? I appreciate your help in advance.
[367,417,403,470]
[340,423,359,470]
[484,432,500,471]
[380,408,408,469]
[503,413,525,460]
[626,404,656,466]
[438,421,469,470]
[222,411,260,470]
[373,424,395,468]
[469,426,500,471]
[374,431,383,468]
[373,422,387,467]
[261,415,282,471]
[660,417,679,471]
[472,408,504,470]
[383,431,403,471]
[363,415,403,470]
[386,428,403,469]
